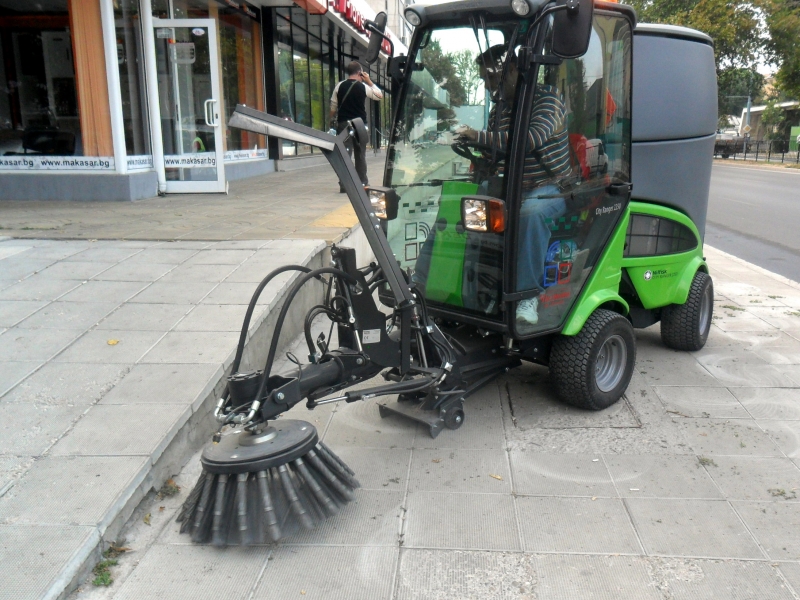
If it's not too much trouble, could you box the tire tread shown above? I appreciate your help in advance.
[550,309,635,411]
[661,271,713,351]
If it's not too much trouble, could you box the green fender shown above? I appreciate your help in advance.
[561,289,629,335]
[561,208,630,336]
[621,202,708,309]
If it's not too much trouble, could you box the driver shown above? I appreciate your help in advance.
[457,44,572,326]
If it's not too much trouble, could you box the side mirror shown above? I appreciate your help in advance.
[365,12,388,65]
[366,186,398,220]
[462,196,505,233]
[551,0,593,59]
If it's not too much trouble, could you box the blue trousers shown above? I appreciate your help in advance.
[516,185,565,292]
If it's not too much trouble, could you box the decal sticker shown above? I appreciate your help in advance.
[362,329,381,344]
[644,269,677,281]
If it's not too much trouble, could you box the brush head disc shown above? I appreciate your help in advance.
[201,419,318,474]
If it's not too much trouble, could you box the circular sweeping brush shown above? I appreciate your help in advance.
[176,419,359,546]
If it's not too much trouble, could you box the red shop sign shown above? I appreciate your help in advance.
[329,0,392,54]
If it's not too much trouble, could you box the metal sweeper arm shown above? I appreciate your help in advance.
[228,105,414,308]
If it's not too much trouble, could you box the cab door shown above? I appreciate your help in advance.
[507,12,633,337]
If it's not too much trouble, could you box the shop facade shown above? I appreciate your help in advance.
[0,0,405,201]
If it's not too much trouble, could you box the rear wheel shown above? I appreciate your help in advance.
[661,271,713,351]
[550,309,636,410]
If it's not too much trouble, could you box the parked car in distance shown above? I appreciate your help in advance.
[714,131,747,157]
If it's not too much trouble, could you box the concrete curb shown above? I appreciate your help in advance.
[47,230,370,600]
[707,244,800,290]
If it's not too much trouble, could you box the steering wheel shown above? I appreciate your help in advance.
[451,141,496,182]
[451,141,480,162]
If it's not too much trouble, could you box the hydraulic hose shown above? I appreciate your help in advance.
[253,267,360,409]
[231,265,317,375]
[304,305,337,356]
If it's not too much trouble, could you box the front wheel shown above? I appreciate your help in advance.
[661,271,713,351]
[550,309,636,410]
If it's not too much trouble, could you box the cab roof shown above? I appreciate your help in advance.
[634,23,713,46]
[408,0,636,25]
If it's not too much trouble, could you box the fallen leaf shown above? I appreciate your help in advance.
[431,459,441,463]
[300,591,306,595]
[489,474,503,481]
[159,506,165,512]
[143,513,151,526]
[591,496,597,500]
[629,488,640,491]
[107,339,119,346]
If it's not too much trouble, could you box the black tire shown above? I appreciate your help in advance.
[661,271,713,351]
[550,309,636,410]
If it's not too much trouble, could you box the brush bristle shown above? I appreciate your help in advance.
[177,442,359,545]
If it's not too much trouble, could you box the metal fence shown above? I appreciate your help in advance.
[714,138,800,164]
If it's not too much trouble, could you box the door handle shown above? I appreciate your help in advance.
[607,182,632,198]
[204,99,214,127]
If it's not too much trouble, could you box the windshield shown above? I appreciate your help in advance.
[385,21,521,319]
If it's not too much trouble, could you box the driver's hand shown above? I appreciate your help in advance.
[454,125,478,143]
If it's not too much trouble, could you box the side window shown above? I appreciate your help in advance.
[624,214,698,257]
[513,14,632,335]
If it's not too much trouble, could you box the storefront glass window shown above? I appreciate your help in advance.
[114,0,151,156]
[172,0,210,19]
[218,9,266,153]
[291,19,311,154]
[309,36,324,133]
[0,1,82,157]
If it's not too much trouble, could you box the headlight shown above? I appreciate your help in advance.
[511,0,530,16]
[463,198,488,231]
[462,196,505,233]
[404,8,421,26]
[366,186,398,220]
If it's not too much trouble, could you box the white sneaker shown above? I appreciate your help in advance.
[516,297,539,325]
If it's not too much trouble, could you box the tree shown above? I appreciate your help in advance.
[717,67,764,125]
[628,0,800,104]
[627,0,764,69]
[761,0,800,100]
[420,39,467,107]
[451,49,482,105]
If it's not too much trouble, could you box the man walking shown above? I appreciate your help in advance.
[330,61,383,189]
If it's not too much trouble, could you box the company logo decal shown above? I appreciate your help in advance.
[644,270,652,281]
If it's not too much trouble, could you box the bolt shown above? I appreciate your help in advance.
[455,415,462,423]
[356,357,364,365]
[276,392,285,401]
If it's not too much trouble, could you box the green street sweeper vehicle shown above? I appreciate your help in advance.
[177,0,718,545]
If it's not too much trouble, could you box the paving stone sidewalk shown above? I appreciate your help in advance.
[0,236,336,600]
[0,154,379,600]
[0,153,384,242]
[60,245,800,600]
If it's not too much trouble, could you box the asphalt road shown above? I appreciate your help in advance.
[705,163,800,282]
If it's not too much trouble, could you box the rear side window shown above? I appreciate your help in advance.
[624,214,697,257]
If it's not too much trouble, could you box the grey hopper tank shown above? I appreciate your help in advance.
[631,24,717,239]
